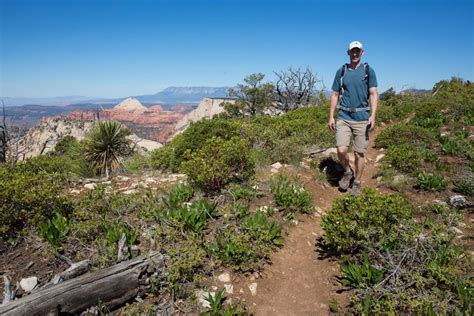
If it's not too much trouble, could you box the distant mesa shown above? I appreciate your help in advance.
[114,97,148,111]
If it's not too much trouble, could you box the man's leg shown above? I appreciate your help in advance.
[350,121,370,195]
[335,120,353,190]
[337,146,350,172]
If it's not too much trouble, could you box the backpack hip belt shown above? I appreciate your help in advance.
[338,105,371,113]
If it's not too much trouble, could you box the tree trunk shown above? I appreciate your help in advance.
[0,252,166,316]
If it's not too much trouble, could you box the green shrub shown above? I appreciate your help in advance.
[181,136,255,193]
[38,213,70,247]
[321,189,413,253]
[201,288,246,316]
[374,123,434,149]
[151,119,242,171]
[0,165,71,240]
[166,198,217,234]
[209,229,256,272]
[415,172,448,192]
[270,174,313,218]
[242,211,284,246]
[385,143,423,173]
[453,177,474,197]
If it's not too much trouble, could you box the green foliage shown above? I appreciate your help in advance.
[100,220,138,248]
[228,183,260,202]
[321,189,413,253]
[123,153,152,171]
[162,182,195,210]
[270,174,313,218]
[225,73,275,117]
[53,135,80,156]
[243,211,284,246]
[453,177,474,197]
[329,297,339,313]
[150,119,242,172]
[385,143,423,173]
[415,172,448,192]
[201,289,246,316]
[181,136,255,192]
[340,256,384,288]
[374,123,434,149]
[38,213,70,247]
[0,164,71,240]
[166,198,218,234]
[83,121,132,177]
[209,228,256,272]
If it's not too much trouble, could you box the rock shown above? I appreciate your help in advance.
[83,183,96,190]
[248,283,258,296]
[70,189,81,194]
[224,284,234,294]
[449,227,463,235]
[392,175,407,186]
[20,276,38,292]
[271,162,283,170]
[195,289,215,308]
[217,272,232,283]
[116,176,130,182]
[375,154,385,163]
[122,189,139,195]
[323,148,337,157]
[376,176,383,185]
[449,195,467,209]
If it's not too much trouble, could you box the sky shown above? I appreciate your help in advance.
[1,0,473,98]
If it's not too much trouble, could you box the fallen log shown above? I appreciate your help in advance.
[0,252,166,315]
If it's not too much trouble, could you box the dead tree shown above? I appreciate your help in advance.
[0,252,166,315]
[0,100,8,165]
[274,67,321,112]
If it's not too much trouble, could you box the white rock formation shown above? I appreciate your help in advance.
[174,97,234,132]
[114,97,148,111]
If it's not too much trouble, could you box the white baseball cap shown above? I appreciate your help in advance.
[348,41,363,50]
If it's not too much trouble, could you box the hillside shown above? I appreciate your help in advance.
[0,78,472,315]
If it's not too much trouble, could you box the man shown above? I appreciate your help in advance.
[328,41,378,195]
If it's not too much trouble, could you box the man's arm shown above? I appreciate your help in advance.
[328,91,339,130]
[368,87,378,130]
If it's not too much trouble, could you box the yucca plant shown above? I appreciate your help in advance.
[83,121,132,177]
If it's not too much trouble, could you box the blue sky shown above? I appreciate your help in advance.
[1,0,472,98]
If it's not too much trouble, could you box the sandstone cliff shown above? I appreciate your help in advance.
[15,117,162,160]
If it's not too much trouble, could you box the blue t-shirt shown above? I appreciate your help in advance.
[331,64,377,121]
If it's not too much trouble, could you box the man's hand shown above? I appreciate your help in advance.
[369,115,376,130]
[328,117,336,130]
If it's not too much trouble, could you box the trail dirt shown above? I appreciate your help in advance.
[232,128,384,315]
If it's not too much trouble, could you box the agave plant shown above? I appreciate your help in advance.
[84,121,132,177]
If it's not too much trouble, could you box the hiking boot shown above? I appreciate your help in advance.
[350,180,362,196]
[338,169,353,191]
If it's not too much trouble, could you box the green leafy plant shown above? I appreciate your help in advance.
[415,172,448,192]
[242,211,284,246]
[340,256,384,288]
[453,177,474,197]
[167,198,217,234]
[201,288,246,316]
[374,123,434,149]
[162,182,195,210]
[329,297,339,313]
[271,174,313,218]
[83,120,132,177]
[209,229,256,272]
[385,143,423,173]
[39,213,70,247]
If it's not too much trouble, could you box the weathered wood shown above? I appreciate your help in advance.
[0,252,166,315]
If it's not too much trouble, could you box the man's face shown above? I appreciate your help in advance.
[347,48,363,63]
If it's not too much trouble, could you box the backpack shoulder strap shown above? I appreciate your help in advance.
[339,64,348,94]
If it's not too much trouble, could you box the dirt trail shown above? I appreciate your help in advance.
[234,130,383,315]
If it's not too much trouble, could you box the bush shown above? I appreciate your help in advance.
[181,136,255,193]
[165,198,218,234]
[340,256,384,288]
[321,189,413,253]
[0,165,71,240]
[415,172,448,192]
[151,119,242,172]
[453,177,474,197]
[374,123,434,149]
[270,174,313,218]
[385,143,423,173]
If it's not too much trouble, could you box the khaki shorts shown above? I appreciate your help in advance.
[336,119,370,154]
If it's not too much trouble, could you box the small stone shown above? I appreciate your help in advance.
[375,154,385,163]
[224,284,234,294]
[450,227,463,235]
[271,162,283,170]
[122,189,139,195]
[116,176,130,182]
[20,276,38,292]
[217,272,231,283]
[83,183,96,190]
[195,290,214,308]
[449,195,467,209]
[239,288,245,294]
[70,189,81,194]
[248,283,258,296]
[376,176,383,184]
